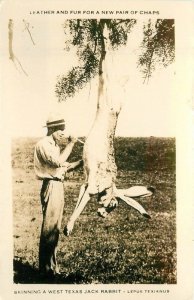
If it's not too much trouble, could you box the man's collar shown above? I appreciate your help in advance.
[47,135,57,146]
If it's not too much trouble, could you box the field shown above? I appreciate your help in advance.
[12,137,176,284]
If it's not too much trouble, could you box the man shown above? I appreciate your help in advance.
[34,114,82,280]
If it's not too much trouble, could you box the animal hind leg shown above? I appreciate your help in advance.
[75,183,88,209]
[64,184,90,236]
[115,190,151,219]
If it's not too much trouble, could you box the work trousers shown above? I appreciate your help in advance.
[39,179,64,275]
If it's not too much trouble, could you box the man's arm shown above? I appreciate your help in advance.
[66,159,83,172]
[35,136,77,168]
[59,139,77,166]
[35,142,61,168]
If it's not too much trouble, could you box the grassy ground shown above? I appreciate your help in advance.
[12,136,176,284]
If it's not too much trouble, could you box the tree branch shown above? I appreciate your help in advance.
[23,19,35,45]
[8,19,28,76]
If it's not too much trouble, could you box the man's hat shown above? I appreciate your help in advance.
[44,113,65,128]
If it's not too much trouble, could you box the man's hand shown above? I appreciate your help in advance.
[68,136,78,144]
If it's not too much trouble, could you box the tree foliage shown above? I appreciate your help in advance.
[55,19,175,101]
[138,19,175,82]
[55,19,136,101]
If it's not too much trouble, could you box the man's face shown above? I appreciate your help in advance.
[52,127,67,147]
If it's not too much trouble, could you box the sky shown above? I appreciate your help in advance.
[1,16,176,138]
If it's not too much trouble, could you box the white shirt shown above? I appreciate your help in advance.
[34,135,66,180]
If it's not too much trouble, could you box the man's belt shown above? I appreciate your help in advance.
[43,177,63,182]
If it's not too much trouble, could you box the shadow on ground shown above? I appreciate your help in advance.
[13,259,85,284]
